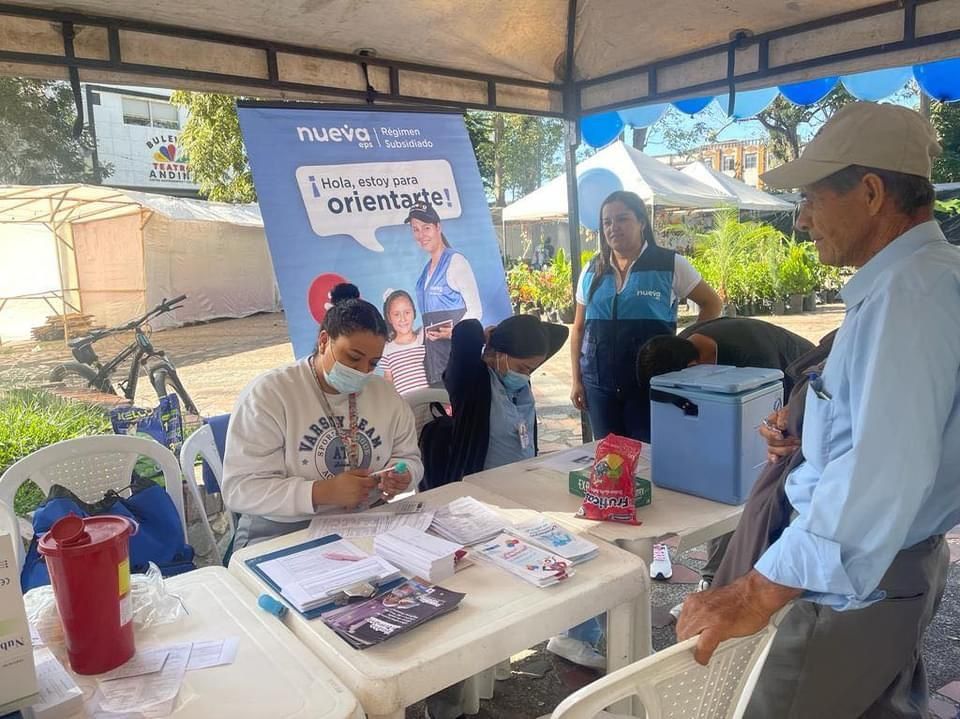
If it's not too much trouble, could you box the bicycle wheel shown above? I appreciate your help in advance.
[49,362,116,394]
[149,364,199,415]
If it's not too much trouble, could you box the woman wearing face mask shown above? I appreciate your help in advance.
[408,201,483,387]
[442,315,568,484]
[425,313,567,719]
[222,283,424,548]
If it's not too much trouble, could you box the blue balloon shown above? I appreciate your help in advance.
[779,77,838,106]
[672,96,714,115]
[580,112,624,148]
[841,66,912,101]
[714,87,779,118]
[914,58,960,102]
[618,103,668,128]
[576,168,623,231]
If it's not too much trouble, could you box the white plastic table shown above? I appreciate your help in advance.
[56,567,364,719]
[464,442,744,560]
[229,483,651,719]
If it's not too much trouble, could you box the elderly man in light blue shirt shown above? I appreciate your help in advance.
[678,102,960,718]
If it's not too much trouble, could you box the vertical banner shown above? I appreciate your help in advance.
[238,106,511,392]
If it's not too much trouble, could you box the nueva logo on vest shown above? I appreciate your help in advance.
[637,289,662,300]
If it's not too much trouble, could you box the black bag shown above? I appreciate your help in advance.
[417,401,454,491]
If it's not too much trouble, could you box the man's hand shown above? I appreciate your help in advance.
[676,570,800,665]
[426,325,453,341]
[760,407,801,463]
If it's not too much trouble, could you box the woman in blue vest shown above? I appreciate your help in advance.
[408,201,483,387]
[549,191,722,672]
[570,191,722,443]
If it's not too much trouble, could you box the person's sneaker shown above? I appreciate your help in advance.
[650,542,673,580]
[697,578,712,592]
[546,635,606,671]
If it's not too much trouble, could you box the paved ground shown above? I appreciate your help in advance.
[2,305,959,718]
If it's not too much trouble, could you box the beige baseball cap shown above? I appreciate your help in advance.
[761,101,942,189]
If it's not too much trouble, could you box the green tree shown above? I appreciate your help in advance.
[931,100,960,183]
[467,111,564,205]
[0,78,102,184]
[755,86,855,163]
[169,91,255,202]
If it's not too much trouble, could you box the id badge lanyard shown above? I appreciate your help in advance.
[311,355,360,470]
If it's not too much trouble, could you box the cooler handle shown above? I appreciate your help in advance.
[650,389,699,417]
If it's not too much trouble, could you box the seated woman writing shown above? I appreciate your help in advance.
[222,283,423,548]
[444,315,568,482]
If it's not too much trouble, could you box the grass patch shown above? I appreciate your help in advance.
[0,389,111,515]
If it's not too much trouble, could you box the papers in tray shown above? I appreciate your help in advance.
[308,509,436,539]
[472,533,574,587]
[320,578,465,650]
[430,496,507,546]
[374,527,464,583]
[507,516,599,564]
[256,536,401,613]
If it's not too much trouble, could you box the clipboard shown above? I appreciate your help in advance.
[245,534,405,620]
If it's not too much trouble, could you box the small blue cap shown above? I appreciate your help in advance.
[258,593,287,618]
[395,461,408,473]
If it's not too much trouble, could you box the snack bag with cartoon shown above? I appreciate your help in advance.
[576,434,643,524]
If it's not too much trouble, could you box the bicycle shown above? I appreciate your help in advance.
[48,295,200,415]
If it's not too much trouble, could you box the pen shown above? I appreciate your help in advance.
[370,461,408,478]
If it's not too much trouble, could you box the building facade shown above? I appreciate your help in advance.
[86,84,200,196]
[656,139,772,188]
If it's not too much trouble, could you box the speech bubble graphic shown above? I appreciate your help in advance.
[296,159,462,252]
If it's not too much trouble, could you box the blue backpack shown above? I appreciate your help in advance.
[20,475,195,592]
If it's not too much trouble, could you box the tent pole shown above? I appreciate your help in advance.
[564,120,591,443]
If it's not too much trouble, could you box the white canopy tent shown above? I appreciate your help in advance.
[0,184,279,343]
[503,142,730,223]
[680,161,795,213]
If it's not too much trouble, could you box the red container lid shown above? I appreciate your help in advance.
[38,514,133,558]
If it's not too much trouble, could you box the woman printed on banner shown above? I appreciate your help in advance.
[380,288,430,395]
[408,200,483,387]
[221,283,423,548]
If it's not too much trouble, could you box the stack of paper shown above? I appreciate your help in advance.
[430,497,507,545]
[308,509,435,539]
[374,527,464,582]
[257,538,401,613]
[508,516,599,564]
[473,532,574,587]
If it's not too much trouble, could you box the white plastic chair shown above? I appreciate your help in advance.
[0,434,187,569]
[403,387,451,436]
[550,606,790,719]
[179,423,234,562]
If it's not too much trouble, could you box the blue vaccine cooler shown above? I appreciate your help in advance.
[649,365,784,505]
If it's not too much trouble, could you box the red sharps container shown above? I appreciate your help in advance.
[38,514,135,674]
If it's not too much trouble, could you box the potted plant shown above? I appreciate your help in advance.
[778,243,815,314]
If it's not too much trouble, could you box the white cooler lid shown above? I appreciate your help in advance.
[649,364,784,394]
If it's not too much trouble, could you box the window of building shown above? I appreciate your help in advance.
[721,155,736,172]
[744,152,758,170]
[121,97,180,129]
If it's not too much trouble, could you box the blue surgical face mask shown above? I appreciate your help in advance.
[498,354,530,393]
[321,346,373,394]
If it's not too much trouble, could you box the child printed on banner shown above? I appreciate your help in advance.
[380,289,429,396]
